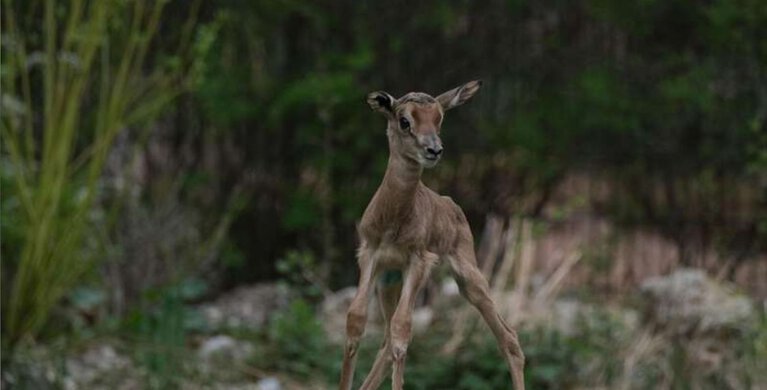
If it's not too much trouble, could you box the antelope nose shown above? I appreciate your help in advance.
[426,146,443,156]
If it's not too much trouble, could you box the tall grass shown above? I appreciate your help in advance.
[1,0,196,345]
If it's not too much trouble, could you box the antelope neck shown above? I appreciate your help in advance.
[379,150,423,216]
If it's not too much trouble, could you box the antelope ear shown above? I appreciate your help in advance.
[366,91,396,117]
[436,80,482,111]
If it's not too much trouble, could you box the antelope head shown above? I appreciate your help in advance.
[366,80,482,168]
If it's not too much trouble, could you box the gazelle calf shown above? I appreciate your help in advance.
[338,81,526,390]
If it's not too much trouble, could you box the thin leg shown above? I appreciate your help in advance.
[359,273,403,390]
[448,241,526,390]
[390,252,437,390]
[339,246,378,390]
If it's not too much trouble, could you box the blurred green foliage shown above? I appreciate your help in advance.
[262,299,335,378]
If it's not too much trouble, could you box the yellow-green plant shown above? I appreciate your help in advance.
[1,0,197,344]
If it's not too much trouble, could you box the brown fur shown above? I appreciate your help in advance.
[358,158,462,255]
[339,81,525,390]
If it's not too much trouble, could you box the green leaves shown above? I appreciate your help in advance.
[268,72,357,129]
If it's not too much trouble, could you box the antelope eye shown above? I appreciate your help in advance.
[399,117,410,129]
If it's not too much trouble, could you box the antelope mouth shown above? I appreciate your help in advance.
[421,154,440,168]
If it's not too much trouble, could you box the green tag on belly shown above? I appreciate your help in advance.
[380,270,403,286]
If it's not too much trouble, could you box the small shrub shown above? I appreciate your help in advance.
[262,299,336,379]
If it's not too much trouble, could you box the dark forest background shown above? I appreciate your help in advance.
[2,0,766,389]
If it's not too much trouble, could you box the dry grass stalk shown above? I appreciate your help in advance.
[506,219,534,324]
[617,330,664,390]
[479,215,505,279]
[490,221,519,297]
[532,251,581,305]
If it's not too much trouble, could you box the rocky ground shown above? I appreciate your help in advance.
[2,268,763,389]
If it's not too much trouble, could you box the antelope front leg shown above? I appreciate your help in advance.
[339,247,377,390]
[359,276,402,390]
[390,252,437,390]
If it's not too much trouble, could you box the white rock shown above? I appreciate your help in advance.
[66,344,130,385]
[641,268,754,334]
[257,377,281,390]
[198,335,253,362]
[412,307,434,333]
[441,279,460,297]
[198,283,291,330]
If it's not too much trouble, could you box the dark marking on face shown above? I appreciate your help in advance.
[375,94,392,111]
